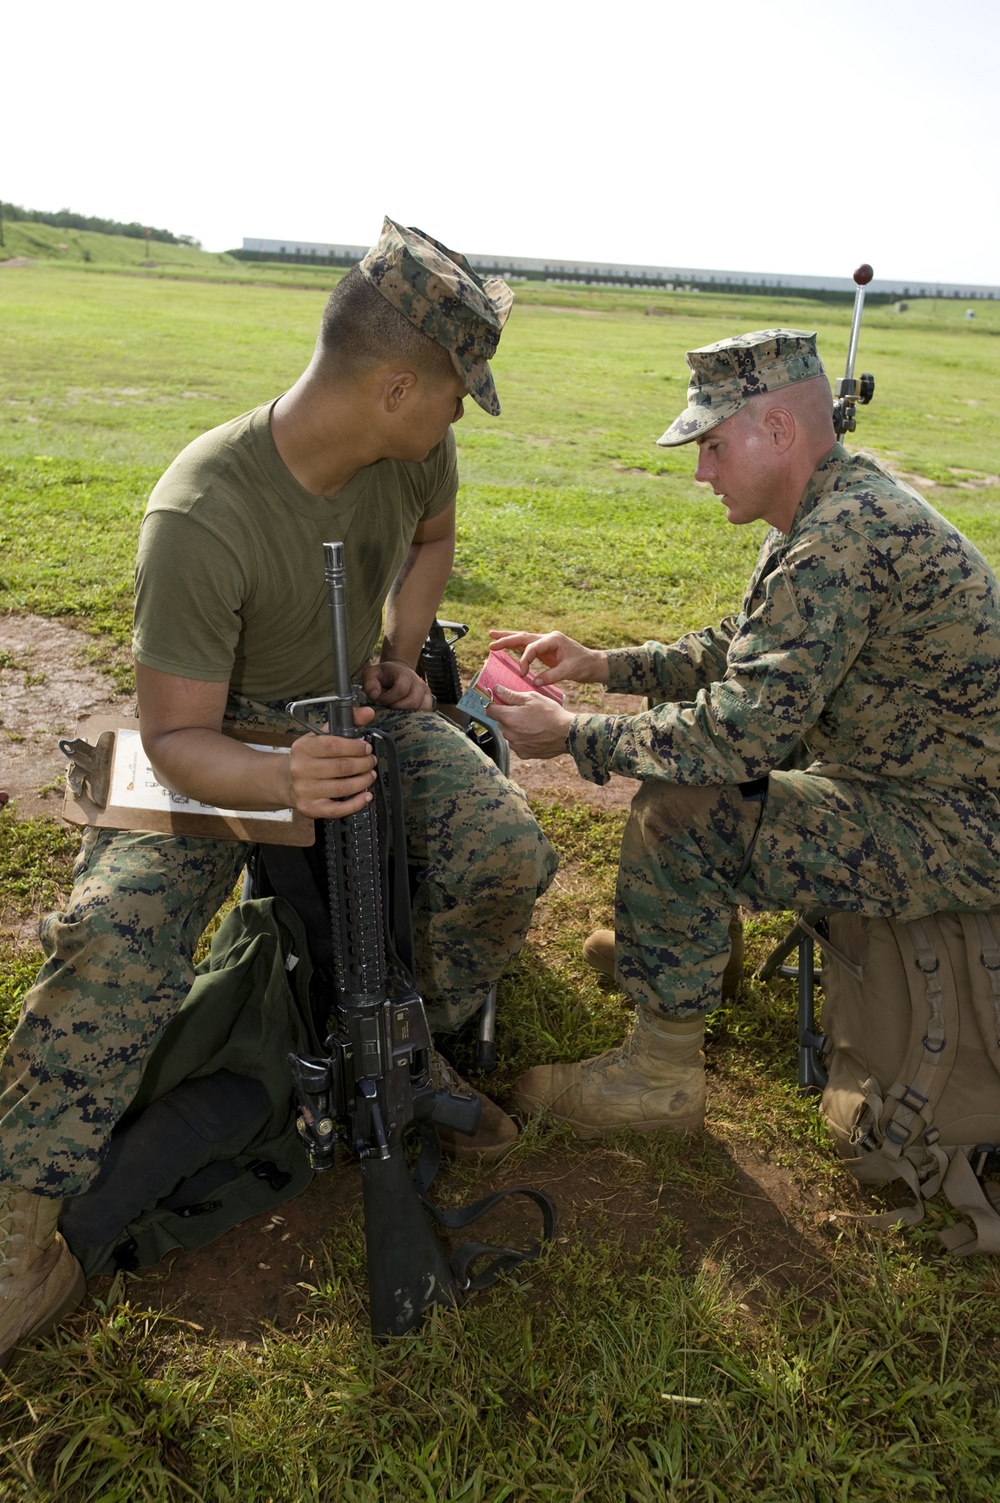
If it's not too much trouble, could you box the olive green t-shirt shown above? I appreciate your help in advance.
[133,403,458,699]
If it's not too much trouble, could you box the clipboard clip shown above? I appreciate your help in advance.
[59,731,116,809]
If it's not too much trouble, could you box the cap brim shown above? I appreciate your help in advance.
[657,400,741,448]
[452,351,501,416]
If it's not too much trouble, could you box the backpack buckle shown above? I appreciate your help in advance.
[247,1158,294,1193]
[972,1144,1000,1183]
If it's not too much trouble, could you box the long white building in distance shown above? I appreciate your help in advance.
[238,238,998,301]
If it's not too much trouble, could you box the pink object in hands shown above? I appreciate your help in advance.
[474,649,565,705]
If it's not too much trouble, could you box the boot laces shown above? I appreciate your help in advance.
[580,1031,639,1083]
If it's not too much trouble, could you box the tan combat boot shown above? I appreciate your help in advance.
[0,1188,86,1370]
[582,910,745,1001]
[511,1010,706,1139]
[429,1048,519,1164]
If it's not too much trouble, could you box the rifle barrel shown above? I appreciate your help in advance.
[323,541,357,737]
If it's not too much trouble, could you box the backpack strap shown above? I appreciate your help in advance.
[936,1152,1000,1255]
[798,914,864,982]
[846,1138,950,1229]
[878,919,949,1162]
[973,913,1000,1046]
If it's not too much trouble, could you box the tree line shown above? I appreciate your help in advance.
[0,202,200,247]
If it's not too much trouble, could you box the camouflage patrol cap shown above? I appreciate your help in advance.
[657,329,826,447]
[359,217,513,416]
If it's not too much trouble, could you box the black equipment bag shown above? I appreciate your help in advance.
[60,896,319,1277]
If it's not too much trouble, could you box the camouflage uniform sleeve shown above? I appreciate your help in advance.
[605,620,739,696]
[567,527,891,785]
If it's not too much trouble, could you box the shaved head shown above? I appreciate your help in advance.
[314,266,456,387]
[736,374,836,449]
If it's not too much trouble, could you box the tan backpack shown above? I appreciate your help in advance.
[818,910,1000,1254]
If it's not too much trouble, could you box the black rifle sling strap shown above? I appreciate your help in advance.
[411,1120,557,1292]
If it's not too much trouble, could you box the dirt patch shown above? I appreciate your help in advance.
[896,470,941,491]
[0,613,133,820]
[532,305,611,317]
[954,472,1000,489]
[99,1168,364,1339]
[0,258,36,270]
[2,613,846,1343]
[101,1101,850,1342]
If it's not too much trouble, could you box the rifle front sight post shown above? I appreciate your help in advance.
[287,540,359,738]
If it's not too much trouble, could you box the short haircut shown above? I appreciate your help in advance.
[316,265,455,382]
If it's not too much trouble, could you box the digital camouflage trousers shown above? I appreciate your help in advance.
[617,769,1000,1020]
[0,703,556,1194]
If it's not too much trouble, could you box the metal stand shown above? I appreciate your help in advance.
[756,909,828,1093]
[832,264,876,439]
[755,266,877,1095]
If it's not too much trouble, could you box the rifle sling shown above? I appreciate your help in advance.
[423,1185,558,1292]
[411,1121,557,1293]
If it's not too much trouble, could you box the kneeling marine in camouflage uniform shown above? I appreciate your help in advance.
[489,328,1000,1139]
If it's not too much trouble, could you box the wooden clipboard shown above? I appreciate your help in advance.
[60,715,315,846]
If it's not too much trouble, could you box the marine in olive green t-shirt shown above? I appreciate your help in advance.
[133,401,458,699]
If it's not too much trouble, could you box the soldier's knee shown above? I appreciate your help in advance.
[474,816,555,902]
[514,823,559,899]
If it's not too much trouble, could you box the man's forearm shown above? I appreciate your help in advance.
[142,726,294,811]
[606,621,740,699]
[380,534,455,668]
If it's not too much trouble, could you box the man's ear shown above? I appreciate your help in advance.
[382,369,418,414]
[765,405,796,454]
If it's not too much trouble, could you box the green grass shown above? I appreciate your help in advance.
[2,263,1000,1500]
[4,266,998,658]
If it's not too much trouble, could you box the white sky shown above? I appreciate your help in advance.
[7,0,998,286]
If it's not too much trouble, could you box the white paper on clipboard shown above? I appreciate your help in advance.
[109,728,294,824]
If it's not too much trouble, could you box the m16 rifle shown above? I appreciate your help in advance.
[286,543,553,1337]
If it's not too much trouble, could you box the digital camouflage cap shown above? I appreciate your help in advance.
[359,217,513,416]
[657,329,826,447]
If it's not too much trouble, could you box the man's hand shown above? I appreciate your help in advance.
[488,684,576,760]
[288,707,379,818]
[363,660,434,710]
[488,630,609,687]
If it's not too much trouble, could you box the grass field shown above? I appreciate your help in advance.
[2,247,1000,1501]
